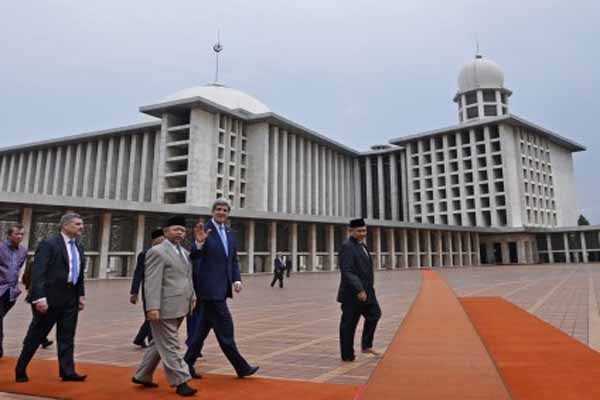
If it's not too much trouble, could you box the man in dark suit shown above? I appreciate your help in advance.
[185,199,259,379]
[285,257,292,278]
[337,218,382,362]
[15,212,87,382]
[130,228,164,348]
[270,253,285,288]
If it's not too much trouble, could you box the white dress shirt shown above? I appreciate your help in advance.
[61,232,80,282]
[165,239,189,263]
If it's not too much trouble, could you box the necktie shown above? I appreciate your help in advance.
[69,240,79,284]
[219,225,229,257]
[176,245,187,264]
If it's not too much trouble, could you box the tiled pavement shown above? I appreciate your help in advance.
[2,263,600,399]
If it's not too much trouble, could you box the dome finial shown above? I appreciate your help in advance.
[475,40,482,59]
[213,29,223,84]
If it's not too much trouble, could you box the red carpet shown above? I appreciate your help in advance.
[358,271,510,399]
[0,357,358,400]
[462,297,600,400]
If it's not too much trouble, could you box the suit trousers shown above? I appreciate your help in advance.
[16,292,79,376]
[133,320,152,344]
[270,271,284,288]
[135,317,190,387]
[339,300,381,360]
[0,292,16,353]
[184,300,251,375]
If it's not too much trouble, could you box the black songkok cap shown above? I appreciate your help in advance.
[349,218,366,228]
[151,228,164,240]
[165,216,186,228]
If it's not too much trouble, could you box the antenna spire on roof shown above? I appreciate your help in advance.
[213,29,223,84]
[475,40,482,59]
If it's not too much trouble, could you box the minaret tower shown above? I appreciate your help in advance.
[454,51,512,124]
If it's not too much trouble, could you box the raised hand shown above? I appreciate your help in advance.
[194,220,212,244]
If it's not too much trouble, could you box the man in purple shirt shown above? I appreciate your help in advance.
[0,224,27,358]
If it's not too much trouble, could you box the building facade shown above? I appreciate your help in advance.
[0,54,594,278]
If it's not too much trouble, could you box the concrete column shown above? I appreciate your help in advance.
[563,233,571,263]
[387,228,396,269]
[21,208,33,250]
[466,233,473,266]
[246,221,255,274]
[24,152,33,193]
[457,232,464,266]
[308,223,317,271]
[365,157,373,219]
[353,159,362,216]
[517,240,527,264]
[435,230,443,267]
[32,150,43,194]
[473,233,481,265]
[401,228,409,268]
[42,149,52,195]
[15,153,25,193]
[138,133,150,202]
[127,135,138,201]
[281,130,288,213]
[290,134,297,214]
[52,147,63,196]
[115,136,126,200]
[545,234,553,263]
[377,155,385,219]
[425,230,432,267]
[313,144,320,215]
[390,153,399,220]
[321,147,327,215]
[306,140,312,214]
[297,137,304,214]
[414,229,421,268]
[6,154,16,192]
[270,128,279,213]
[581,232,589,263]
[93,140,104,198]
[400,151,409,221]
[104,138,115,199]
[374,227,382,269]
[81,143,92,198]
[447,231,454,267]
[291,223,298,272]
[98,212,112,279]
[500,241,510,264]
[326,224,335,271]
[268,221,277,272]
[134,214,145,263]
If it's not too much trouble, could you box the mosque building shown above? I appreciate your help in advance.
[0,50,595,278]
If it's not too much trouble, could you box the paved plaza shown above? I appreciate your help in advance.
[1,263,599,399]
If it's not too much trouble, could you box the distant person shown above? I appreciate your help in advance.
[337,218,381,362]
[0,224,28,358]
[21,259,53,350]
[130,228,165,348]
[132,216,197,397]
[15,213,87,382]
[285,256,292,278]
[184,199,259,380]
[270,254,285,288]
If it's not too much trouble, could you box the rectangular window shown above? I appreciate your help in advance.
[483,90,496,102]
[466,107,479,119]
[484,105,498,116]
[465,92,477,105]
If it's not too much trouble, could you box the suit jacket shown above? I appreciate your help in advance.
[189,220,241,301]
[130,250,146,296]
[336,237,377,304]
[27,234,86,306]
[144,240,196,320]
[274,258,285,273]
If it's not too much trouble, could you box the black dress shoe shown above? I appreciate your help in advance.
[237,365,259,378]
[15,371,29,383]
[341,355,356,362]
[41,339,53,349]
[61,373,87,382]
[132,376,159,388]
[133,339,148,348]
[176,382,197,397]
[187,365,202,380]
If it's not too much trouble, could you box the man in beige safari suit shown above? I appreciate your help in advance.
[132,216,198,397]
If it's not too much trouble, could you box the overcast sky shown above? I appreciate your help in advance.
[1,1,599,222]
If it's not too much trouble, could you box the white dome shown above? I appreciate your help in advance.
[457,55,505,93]
[163,84,270,114]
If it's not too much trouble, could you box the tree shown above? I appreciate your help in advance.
[578,214,590,226]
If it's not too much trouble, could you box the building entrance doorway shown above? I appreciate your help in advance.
[508,242,518,263]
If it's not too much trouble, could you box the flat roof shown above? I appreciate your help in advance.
[389,114,586,152]
[0,121,161,155]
